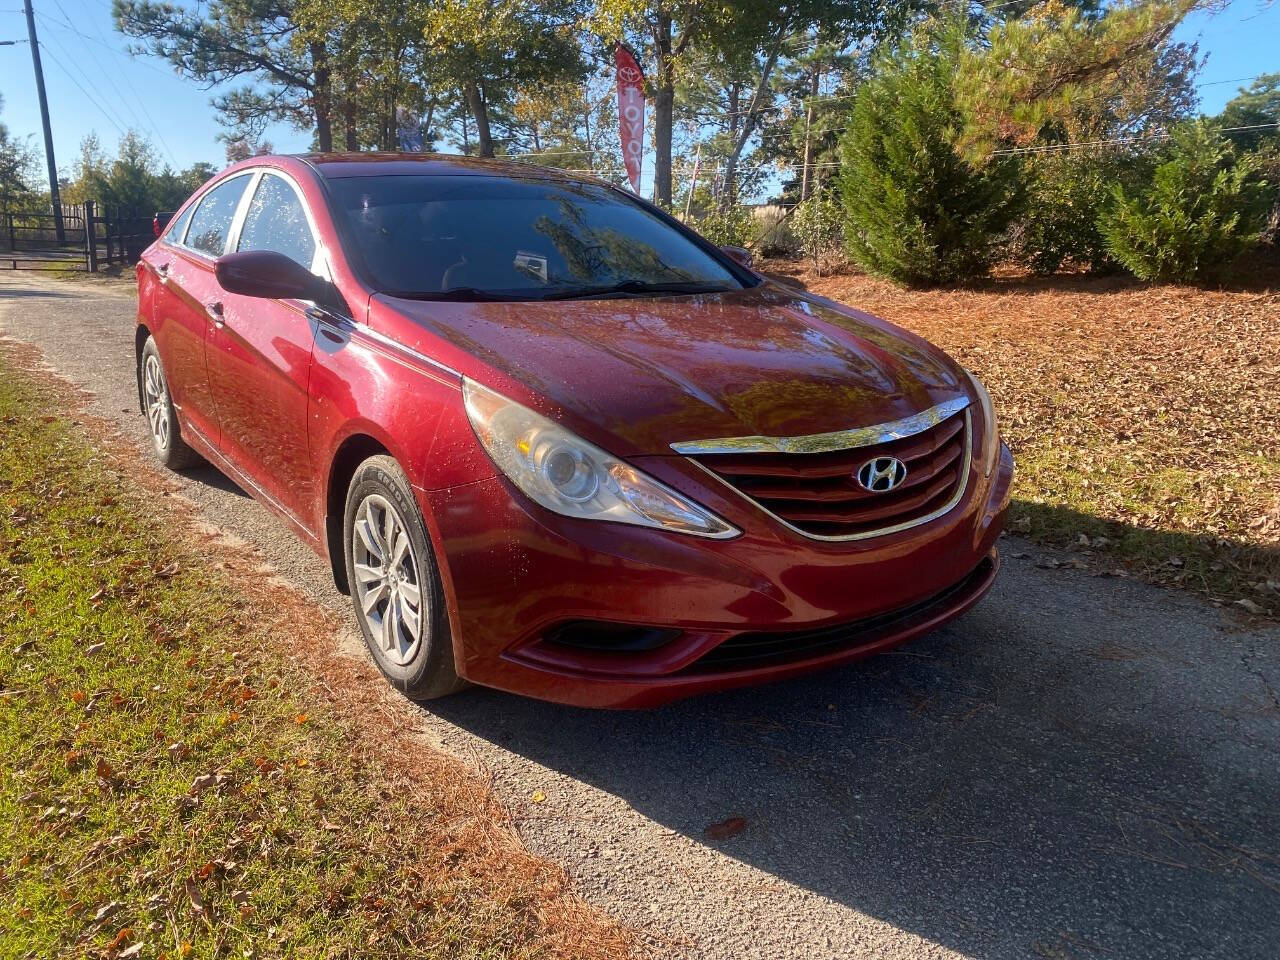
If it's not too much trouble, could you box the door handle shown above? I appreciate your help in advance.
[156,262,169,283]
[306,305,351,345]
[206,300,225,326]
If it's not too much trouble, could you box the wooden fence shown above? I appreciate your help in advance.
[1,202,154,273]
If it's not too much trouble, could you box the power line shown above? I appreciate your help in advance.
[508,147,602,159]
[37,13,134,138]
[31,8,176,79]
[36,39,126,138]
[47,0,180,166]
[46,0,141,125]
[1199,74,1270,88]
[990,121,1280,156]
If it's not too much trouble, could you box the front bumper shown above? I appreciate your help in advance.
[417,443,1013,708]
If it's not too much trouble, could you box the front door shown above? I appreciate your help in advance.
[205,172,322,534]
[147,174,254,447]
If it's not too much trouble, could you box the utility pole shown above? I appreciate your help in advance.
[23,0,64,241]
[800,66,820,203]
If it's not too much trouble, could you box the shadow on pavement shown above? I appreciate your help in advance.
[0,285,78,299]
[430,529,1280,958]
[179,460,251,498]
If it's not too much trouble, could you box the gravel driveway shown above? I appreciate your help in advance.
[3,272,1278,959]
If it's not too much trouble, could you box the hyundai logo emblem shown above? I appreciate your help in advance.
[857,456,907,492]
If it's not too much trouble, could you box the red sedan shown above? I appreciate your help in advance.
[135,154,1013,708]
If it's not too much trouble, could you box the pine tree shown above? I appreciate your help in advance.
[1099,121,1271,283]
[838,19,1022,286]
[0,95,39,216]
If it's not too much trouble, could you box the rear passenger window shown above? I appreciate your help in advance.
[163,205,194,245]
[185,175,250,257]
[237,174,317,269]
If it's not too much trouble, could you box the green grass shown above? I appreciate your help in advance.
[1010,443,1279,614]
[0,363,607,958]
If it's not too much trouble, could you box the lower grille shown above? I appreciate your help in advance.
[680,557,995,674]
[691,407,971,540]
[544,621,681,653]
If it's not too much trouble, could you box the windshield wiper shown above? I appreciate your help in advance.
[539,280,732,301]
[385,287,530,302]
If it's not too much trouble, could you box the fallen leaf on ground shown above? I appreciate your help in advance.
[106,927,133,949]
[184,878,205,916]
[93,901,121,922]
[189,773,220,795]
[704,817,747,840]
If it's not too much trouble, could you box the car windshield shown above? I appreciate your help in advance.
[327,174,745,300]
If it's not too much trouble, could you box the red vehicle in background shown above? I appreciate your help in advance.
[135,154,1012,708]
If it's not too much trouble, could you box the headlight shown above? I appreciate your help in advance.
[966,370,999,476]
[463,379,739,539]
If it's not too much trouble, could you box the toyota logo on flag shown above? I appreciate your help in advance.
[614,44,645,194]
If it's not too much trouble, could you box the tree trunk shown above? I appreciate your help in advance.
[342,92,358,151]
[652,13,674,207]
[464,80,494,157]
[385,89,398,151]
[720,21,789,211]
[423,99,437,151]
[310,41,333,152]
[800,66,819,201]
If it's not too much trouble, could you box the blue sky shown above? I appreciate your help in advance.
[1,0,1277,188]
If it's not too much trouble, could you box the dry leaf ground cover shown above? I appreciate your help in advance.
[766,258,1280,617]
[0,356,632,959]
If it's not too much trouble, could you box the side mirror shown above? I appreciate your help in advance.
[153,211,173,238]
[215,249,329,302]
[720,244,754,270]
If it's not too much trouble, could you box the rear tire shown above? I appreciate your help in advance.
[140,336,200,470]
[343,455,466,700]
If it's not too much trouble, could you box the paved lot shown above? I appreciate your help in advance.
[3,272,1278,959]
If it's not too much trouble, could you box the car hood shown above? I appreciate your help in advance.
[374,283,969,457]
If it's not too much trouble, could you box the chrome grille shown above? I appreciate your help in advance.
[686,402,971,540]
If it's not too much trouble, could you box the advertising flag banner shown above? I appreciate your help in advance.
[615,44,645,193]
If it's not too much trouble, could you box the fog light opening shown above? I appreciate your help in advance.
[544,621,682,653]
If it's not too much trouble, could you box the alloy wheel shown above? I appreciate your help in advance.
[351,493,425,667]
[143,354,170,450]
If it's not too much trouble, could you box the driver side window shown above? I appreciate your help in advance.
[185,175,250,257]
[237,173,318,271]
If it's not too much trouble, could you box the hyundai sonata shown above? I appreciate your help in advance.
[135,154,1012,708]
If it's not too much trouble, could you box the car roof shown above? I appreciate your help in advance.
[288,152,605,184]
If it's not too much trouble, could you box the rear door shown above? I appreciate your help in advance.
[146,174,253,448]
[205,170,323,535]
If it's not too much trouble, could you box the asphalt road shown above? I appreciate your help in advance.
[3,272,1278,959]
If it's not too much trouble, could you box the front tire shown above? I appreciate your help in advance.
[343,455,465,700]
[140,336,200,470]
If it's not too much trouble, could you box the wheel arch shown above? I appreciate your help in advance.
[134,324,152,415]
[325,433,394,594]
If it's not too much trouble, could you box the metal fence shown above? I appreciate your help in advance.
[1,202,154,272]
